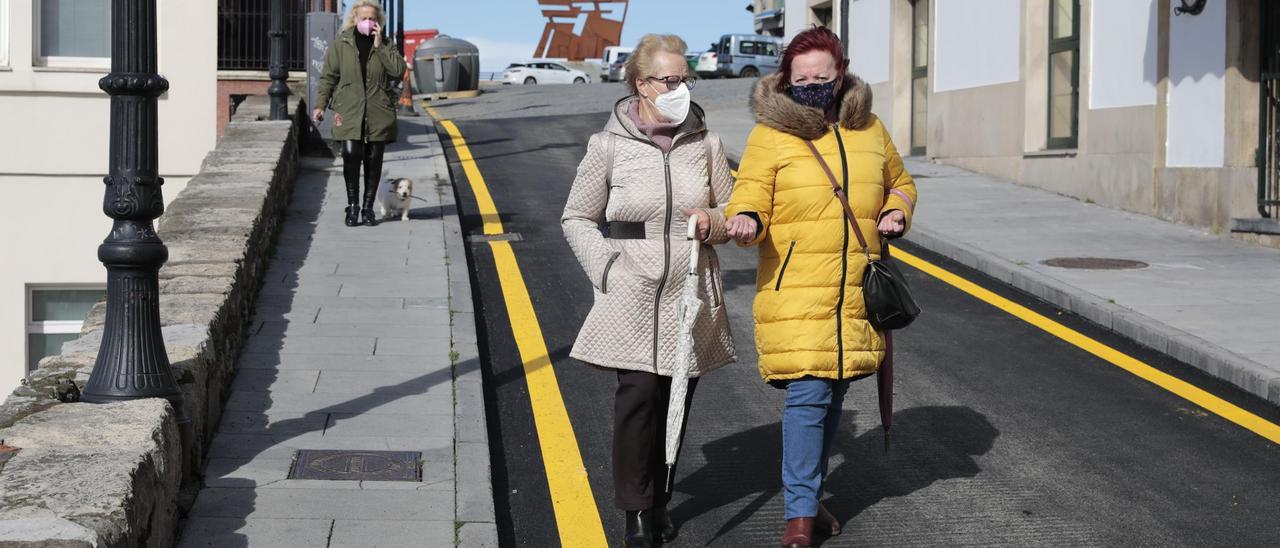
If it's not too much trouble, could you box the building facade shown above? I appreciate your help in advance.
[0,0,217,396]
[830,0,1274,244]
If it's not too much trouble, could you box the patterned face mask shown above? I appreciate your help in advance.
[789,80,839,110]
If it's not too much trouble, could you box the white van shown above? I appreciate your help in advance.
[698,34,782,79]
[600,46,634,82]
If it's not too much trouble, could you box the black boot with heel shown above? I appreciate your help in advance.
[623,510,654,548]
[360,187,378,227]
[652,505,677,543]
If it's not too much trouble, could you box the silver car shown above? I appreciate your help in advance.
[698,33,782,79]
[608,52,630,83]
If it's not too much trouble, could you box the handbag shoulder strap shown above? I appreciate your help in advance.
[604,131,616,188]
[704,133,717,207]
[803,131,871,255]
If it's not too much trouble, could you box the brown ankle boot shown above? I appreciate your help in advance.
[816,503,841,536]
[781,517,814,548]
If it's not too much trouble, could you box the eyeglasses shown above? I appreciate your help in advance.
[646,75,697,91]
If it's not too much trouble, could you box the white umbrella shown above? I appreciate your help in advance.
[665,217,704,492]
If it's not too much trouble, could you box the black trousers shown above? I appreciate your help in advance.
[613,370,699,511]
[341,140,385,206]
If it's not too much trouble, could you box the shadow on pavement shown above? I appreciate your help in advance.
[673,405,998,545]
[178,123,462,547]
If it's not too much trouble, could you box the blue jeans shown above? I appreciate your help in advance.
[782,376,851,519]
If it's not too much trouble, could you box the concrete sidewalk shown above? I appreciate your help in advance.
[178,116,495,547]
[705,103,1280,407]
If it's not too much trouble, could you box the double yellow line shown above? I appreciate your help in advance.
[439,119,608,547]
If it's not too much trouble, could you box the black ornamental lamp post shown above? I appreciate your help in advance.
[397,0,406,56]
[80,0,187,426]
[269,0,291,121]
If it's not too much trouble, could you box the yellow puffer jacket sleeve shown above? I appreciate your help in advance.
[876,120,917,232]
[725,124,778,247]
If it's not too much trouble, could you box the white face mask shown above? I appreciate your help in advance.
[645,81,691,124]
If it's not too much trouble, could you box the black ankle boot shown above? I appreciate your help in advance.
[652,505,677,543]
[344,205,359,227]
[361,189,378,226]
[624,510,654,548]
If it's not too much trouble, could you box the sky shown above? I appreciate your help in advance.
[397,0,757,73]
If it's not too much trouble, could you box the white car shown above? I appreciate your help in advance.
[695,51,718,77]
[503,62,591,85]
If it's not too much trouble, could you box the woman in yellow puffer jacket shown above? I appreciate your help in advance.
[723,27,917,548]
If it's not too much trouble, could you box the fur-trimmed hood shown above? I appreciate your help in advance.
[749,72,873,140]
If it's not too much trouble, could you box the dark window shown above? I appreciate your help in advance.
[1048,0,1080,149]
[911,0,929,156]
[218,0,310,72]
[40,0,111,58]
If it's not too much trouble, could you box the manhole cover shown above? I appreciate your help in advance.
[288,450,421,482]
[1041,257,1149,270]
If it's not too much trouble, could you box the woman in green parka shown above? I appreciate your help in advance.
[313,0,407,227]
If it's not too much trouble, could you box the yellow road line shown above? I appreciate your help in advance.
[893,246,1280,445]
[424,105,442,120]
[437,119,608,547]
[440,120,504,235]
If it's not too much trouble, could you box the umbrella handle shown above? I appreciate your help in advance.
[686,215,698,241]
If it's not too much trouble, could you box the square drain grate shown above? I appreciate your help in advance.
[468,232,523,243]
[288,450,422,482]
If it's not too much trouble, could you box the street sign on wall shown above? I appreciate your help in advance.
[307,12,340,140]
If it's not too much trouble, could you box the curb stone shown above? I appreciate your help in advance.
[419,115,499,547]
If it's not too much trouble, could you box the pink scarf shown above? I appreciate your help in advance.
[627,100,681,152]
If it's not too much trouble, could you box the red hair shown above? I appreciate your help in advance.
[778,26,848,91]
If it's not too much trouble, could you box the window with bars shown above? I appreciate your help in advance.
[26,287,105,373]
[217,0,308,71]
[911,0,929,156]
[1048,0,1080,149]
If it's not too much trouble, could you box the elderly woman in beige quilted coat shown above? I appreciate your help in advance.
[561,34,736,547]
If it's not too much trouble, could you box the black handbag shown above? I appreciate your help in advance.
[804,134,920,331]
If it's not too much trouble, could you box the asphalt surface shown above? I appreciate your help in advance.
[434,83,1280,547]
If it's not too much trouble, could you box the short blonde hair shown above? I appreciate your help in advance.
[343,0,386,32]
[624,34,688,95]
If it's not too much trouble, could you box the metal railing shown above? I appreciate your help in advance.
[218,0,310,72]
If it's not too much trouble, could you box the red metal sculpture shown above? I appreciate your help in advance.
[533,0,629,61]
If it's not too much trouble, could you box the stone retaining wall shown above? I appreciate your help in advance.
[0,96,307,547]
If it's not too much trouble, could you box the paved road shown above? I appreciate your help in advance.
[432,84,1280,547]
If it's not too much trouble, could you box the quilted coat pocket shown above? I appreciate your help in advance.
[706,250,723,307]
[600,252,621,294]
[775,240,797,291]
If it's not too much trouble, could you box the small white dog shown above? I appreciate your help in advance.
[374,177,414,221]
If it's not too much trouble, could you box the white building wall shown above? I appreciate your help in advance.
[848,0,891,84]
[0,1,216,396]
[1166,0,1225,168]
[932,0,1021,92]
[785,0,809,42]
[1089,0,1158,109]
